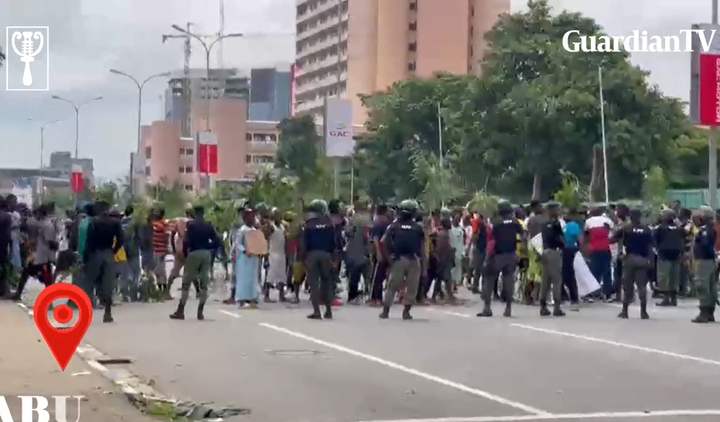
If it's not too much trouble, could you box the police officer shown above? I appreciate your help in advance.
[477,200,523,318]
[691,206,717,323]
[380,199,424,321]
[539,201,565,317]
[301,199,342,320]
[654,209,683,307]
[614,209,652,320]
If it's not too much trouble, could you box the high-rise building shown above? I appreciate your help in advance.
[249,64,293,122]
[164,68,250,136]
[293,0,510,124]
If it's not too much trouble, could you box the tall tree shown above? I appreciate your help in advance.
[474,0,688,200]
[0,47,5,67]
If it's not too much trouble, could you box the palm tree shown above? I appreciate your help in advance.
[410,149,464,210]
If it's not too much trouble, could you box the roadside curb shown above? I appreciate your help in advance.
[14,301,178,413]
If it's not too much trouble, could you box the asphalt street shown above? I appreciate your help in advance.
[18,261,720,422]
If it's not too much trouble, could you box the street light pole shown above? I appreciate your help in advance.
[170,24,243,191]
[51,95,103,159]
[109,70,170,195]
[27,118,61,199]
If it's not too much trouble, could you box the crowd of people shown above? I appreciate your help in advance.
[0,193,717,324]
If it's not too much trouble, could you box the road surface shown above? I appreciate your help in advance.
[18,263,720,422]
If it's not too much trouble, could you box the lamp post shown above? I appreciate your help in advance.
[170,24,243,191]
[109,70,170,154]
[51,95,103,159]
[109,70,170,195]
[27,117,61,198]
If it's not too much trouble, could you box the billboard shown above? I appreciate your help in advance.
[698,53,720,125]
[324,97,354,157]
[689,24,720,124]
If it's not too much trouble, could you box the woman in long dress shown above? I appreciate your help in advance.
[234,208,260,308]
[265,208,287,302]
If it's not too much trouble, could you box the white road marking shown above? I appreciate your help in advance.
[218,310,242,318]
[425,308,472,318]
[259,322,549,416]
[512,323,720,366]
[349,409,720,422]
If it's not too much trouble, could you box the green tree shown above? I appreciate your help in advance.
[473,0,688,200]
[642,165,668,209]
[276,116,321,188]
[93,181,119,205]
[0,46,5,67]
[357,73,473,201]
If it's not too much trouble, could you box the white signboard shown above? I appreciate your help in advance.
[324,97,354,157]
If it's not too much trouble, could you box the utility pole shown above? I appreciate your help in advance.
[218,0,225,67]
[163,23,197,138]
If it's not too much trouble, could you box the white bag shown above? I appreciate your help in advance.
[574,252,601,297]
[530,233,543,255]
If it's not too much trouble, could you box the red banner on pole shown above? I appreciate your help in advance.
[698,53,720,126]
[197,144,218,174]
[70,165,83,192]
[197,132,218,174]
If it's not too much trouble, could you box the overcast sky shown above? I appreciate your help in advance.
[0,0,713,178]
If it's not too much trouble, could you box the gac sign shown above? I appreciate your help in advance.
[329,124,351,138]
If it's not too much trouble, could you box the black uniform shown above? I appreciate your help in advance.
[381,218,424,318]
[617,223,653,317]
[303,215,342,318]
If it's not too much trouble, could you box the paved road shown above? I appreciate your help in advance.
[18,265,720,422]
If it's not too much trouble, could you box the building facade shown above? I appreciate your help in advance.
[293,0,510,124]
[249,65,293,122]
[135,98,279,192]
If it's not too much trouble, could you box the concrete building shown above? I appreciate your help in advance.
[164,68,250,137]
[249,65,293,122]
[136,98,279,191]
[293,0,510,124]
[47,151,94,186]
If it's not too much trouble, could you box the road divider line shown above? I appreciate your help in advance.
[259,322,549,416]
[511,323,720,366]
[348,409,720,422]
[218,310,242,318]
[425,308,472,318]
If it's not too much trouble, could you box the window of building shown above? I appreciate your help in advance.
[184,184,194,191]
[409,22,417,31]
[246,155,252,163]
[246,133,252,141]
[408,42,417,52]
[145,166,150,176]
[145,146,151,159]
[409,2,416,10]
[408,62,416,71]
[185,148,194,155]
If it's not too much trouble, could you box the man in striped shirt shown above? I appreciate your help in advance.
[149,209,170,296]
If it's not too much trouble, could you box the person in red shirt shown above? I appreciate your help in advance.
[584,208,614,300]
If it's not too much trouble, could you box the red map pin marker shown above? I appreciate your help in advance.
[33,284,93,371]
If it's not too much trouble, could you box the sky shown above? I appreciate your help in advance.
[0,0,714,179]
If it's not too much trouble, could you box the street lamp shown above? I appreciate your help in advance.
[109,69,170,154]
[170,25,242,191]
[27,117,61,197]
[51,95,103,159]
[170,24,243,132]
[26,117,61,169]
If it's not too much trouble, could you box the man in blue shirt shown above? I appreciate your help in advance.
[562,209,582,310]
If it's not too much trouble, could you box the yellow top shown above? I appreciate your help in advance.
[113,237,126,262]
[516,218,526,256]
